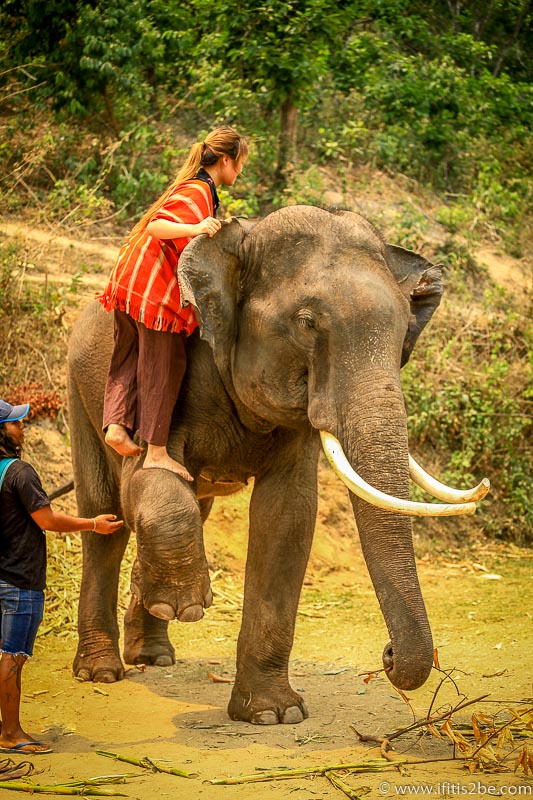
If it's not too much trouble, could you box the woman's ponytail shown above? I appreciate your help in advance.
[127,127,248,239]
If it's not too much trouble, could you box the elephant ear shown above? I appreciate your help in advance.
[385,244,443,367]
[179,217,254,370]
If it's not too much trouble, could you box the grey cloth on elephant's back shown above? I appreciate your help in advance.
[0,460,49,590]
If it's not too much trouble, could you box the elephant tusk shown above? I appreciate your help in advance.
[320,432,477,517]
[409,455,490,503]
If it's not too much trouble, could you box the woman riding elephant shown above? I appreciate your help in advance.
[100,126,248,479]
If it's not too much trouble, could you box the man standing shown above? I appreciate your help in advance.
[0,399,122,754]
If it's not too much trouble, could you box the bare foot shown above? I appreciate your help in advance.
[143,445,194,481]
[105,424,143,457]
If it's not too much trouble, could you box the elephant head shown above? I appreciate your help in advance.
[179,205,489,691]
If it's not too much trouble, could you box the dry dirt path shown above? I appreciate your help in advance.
[0,220,118,303]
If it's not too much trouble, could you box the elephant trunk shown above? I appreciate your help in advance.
[366,537,434,691]
[316,371,434,691]
[356,495,434,690]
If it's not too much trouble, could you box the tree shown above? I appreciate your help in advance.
[188,0,357,185]
[367,0,533,80]
[0,0,195,127]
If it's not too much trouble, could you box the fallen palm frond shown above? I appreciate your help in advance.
[210,578,242,610]
[42,534,138,637]
[44,542,243,635]
[95,750,197,778]
[209,756,407,785]
[85,774,139,783]
[0,778,127,795]
[40,535,84,636]
[325,770,371,799]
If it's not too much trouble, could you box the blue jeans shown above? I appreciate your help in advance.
[0,581,44,658]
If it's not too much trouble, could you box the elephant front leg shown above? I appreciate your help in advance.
[228,435,318,724]
[129,472,212,622]
[74,527,130,682]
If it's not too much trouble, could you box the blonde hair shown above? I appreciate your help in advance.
[129,126,248,238]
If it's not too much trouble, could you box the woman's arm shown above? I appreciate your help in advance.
[146,217,221,240]
[31,506,123,535]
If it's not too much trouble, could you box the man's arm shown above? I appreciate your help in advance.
[31,506,123,535]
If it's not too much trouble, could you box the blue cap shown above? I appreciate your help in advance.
[0,400,30,423]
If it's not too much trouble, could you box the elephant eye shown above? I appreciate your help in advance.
[295,310,316,330]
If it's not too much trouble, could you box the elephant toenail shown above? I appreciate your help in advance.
[93,670,119,683]
[154,655,174,666]
[179,604,204,622]
[253,710,278,725]
[149,602,176,621]
[281,706,305,724]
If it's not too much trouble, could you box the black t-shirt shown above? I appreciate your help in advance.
[0,459,50,590]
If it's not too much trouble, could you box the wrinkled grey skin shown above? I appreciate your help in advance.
[68,205,443,724]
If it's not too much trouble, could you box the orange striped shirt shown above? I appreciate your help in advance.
[99,180,213,334]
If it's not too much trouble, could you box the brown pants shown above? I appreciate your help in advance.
[103,310,187,446]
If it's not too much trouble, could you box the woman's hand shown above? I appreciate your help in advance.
[196,216,222,237]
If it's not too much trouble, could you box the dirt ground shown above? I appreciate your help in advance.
[17,526,533,799]
[1,213,532,797]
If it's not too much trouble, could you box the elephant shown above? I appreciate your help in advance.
[67,205,489,725]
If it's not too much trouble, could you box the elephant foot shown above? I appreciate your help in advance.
[123,595,176,667]
[105,424,143,457]
[133,579,213,623]
[228,682,308,725]
[73,645,125,683]
[123,638,175,667]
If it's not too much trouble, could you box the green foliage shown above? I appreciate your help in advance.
[0,0,192,122]
[378,204,431,252]
[324,18,532,235]
[270,165,328,209]
[354,0,533,84]
[336,44,529,185]
[2,0,531,227]
[189,0,349,108]
[0,243,82,320]
[217,187,260,219]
